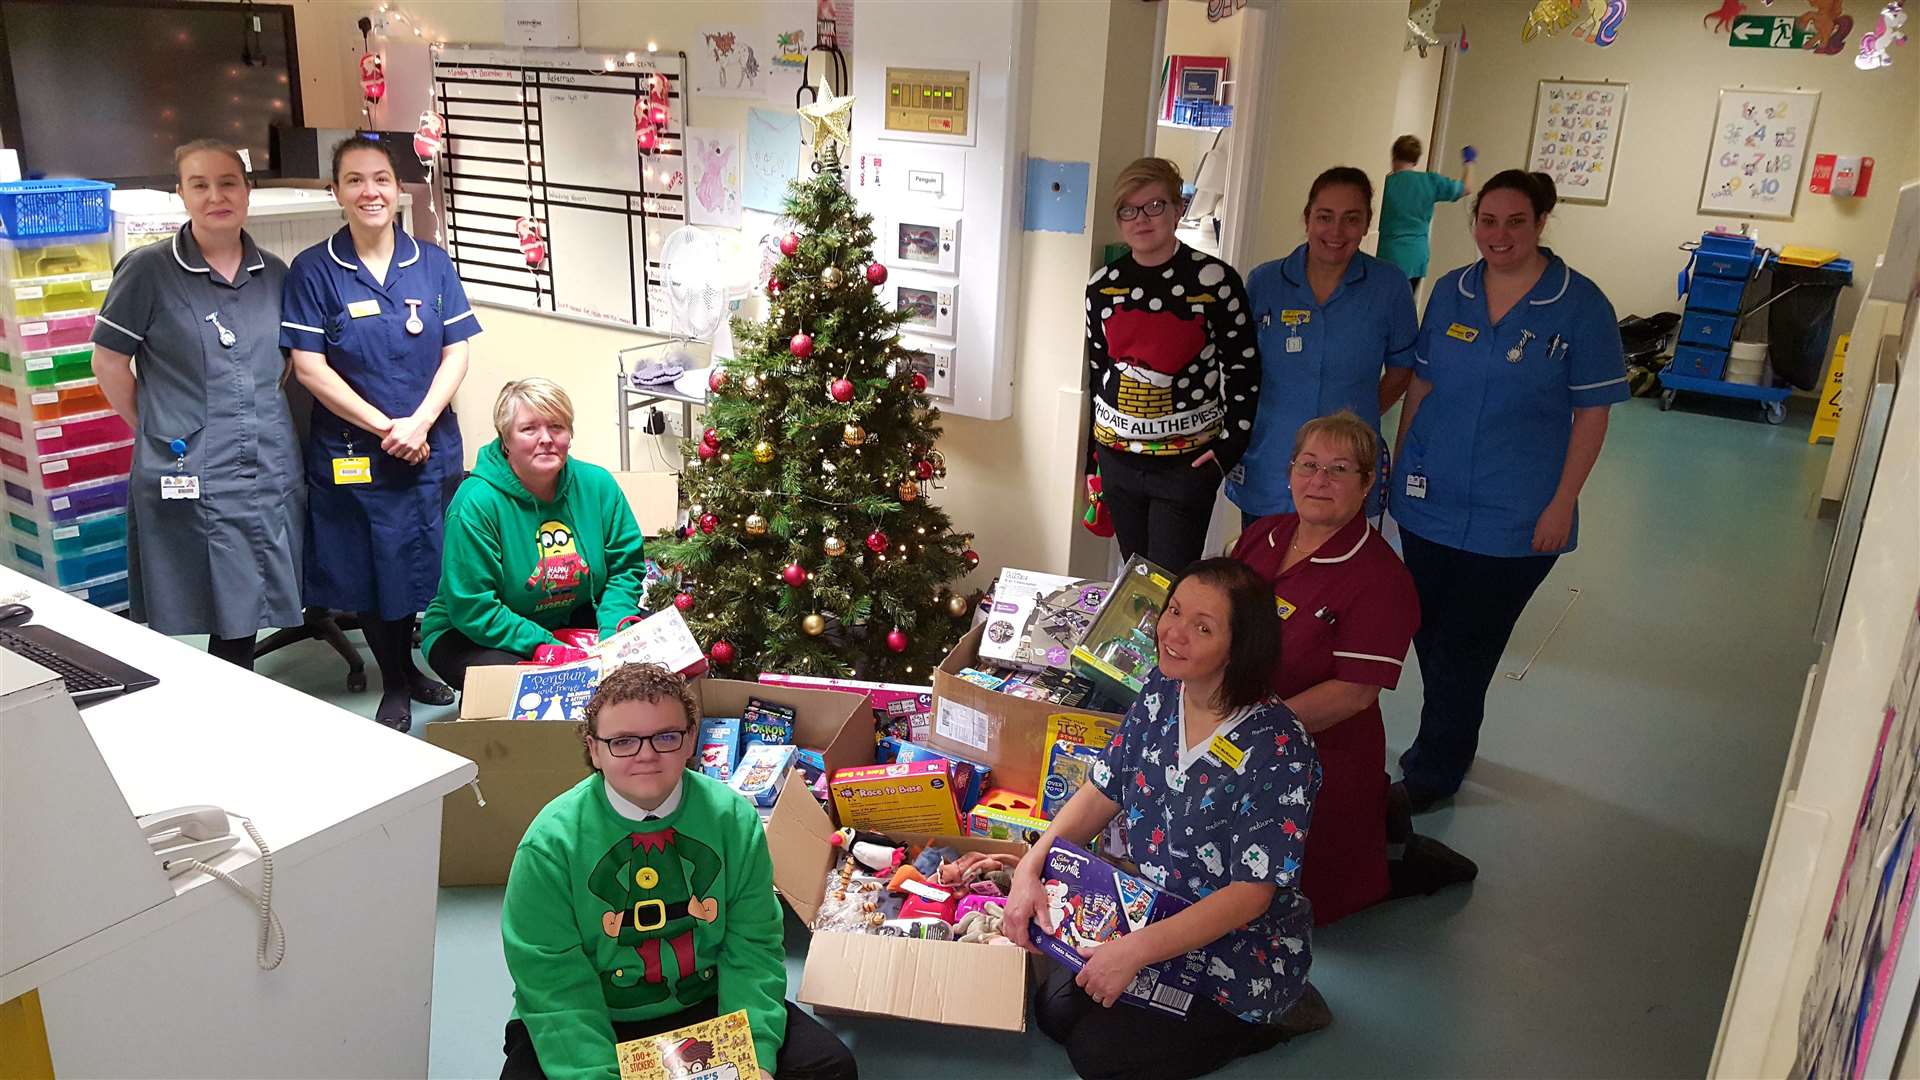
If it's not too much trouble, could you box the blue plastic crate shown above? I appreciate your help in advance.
[0,180,114,240]
[1680,309,1736,350]
[1687,274,1747,315]
[1670,344,1728,381]
[1694,233,1758,279]
[1171,100,1233,128]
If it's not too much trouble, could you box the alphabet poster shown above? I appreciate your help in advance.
[686,125,743,228]
[1699,87,1820,220]
[1527,79,1627,206]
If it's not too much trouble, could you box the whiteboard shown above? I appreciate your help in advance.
[1526,79,1626,206]
[1699,87,1819,220]
[432,46,687,328]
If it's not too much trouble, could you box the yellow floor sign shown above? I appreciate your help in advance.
[1811,333,1849,445]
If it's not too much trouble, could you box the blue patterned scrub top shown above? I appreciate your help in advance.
[1090,669,1322,1022]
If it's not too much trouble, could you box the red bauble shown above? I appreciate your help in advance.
[885,627,909,653]
[790,333,814,358]
[673,592,695,613]
[779,232,800,256]
[635,126,659,152]
[910,372,929,393]
[915,460,934,480]
[647,101,669,127]
[696,442,718,461]
[701,427,719,448]
[708,368,728,393]
[865,262,888,286]
[865,530,889,553]
[709,640,735,665]
[768,276,783,295]
[829,378,855,403]
[698,513,718,534]
[781,562,808,587]
[962,548,980,567]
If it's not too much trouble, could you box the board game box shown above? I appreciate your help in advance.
[1029,839,1203,1017]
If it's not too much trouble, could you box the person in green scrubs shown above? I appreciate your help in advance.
[1376,135,1476,291]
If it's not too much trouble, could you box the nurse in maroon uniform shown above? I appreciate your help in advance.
[1230,410,1473,924]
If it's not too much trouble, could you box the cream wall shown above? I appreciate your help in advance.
[1433,0,1920,331]
[1154,0,1241,180]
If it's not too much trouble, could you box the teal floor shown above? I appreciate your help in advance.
[248,393,1834,1078]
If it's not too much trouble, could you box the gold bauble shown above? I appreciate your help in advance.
[753,440,776,464]
[743,374,762,394]
[802,613,827,636]
[842,423,866,447]
[823,535,847,557]
[898,479,920,502]
[946,593,971,619]
[745,513,769,537]
[821,265,844,289]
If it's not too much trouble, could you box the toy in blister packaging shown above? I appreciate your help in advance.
[1070,555,1173,703]
[829,759,963,834]
[757,672,934,741]
[728,743,796,807]
[793,748,830,802]
[876,916,952,941]
[954,667,1007,691]
[1029,840,1201,1017]
[740,696,796,747]
[1016,577,1112,671]
[977,568,1099,669]
[1040,741,1104,820]
[697,717,742,781]
[614,1006,757,1080]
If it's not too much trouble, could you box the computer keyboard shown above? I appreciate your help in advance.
[0,627,122,695]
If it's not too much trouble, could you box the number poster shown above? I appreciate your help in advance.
[1527,80,1626,206]
[1699,87,1820,220]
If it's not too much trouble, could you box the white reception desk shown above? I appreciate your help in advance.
[0,566,478,1077]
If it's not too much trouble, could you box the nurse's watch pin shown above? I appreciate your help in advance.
[404,299,425,335]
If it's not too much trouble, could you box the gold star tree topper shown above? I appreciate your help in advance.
[799,90,856,156]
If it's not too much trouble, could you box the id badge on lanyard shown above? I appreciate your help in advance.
[160,438,201,500]
[332,430,373,485]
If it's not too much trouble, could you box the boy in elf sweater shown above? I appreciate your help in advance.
[500,664,857,1080]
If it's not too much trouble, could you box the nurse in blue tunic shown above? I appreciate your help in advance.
[281,135,481,730]
[1225,167,1417,524]
[1389,170,1628,810]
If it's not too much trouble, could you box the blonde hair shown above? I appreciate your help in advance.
[1292,410,1380,477]
[493,378,575,439]
[173,139,250,183]
[1111,157,1184,218]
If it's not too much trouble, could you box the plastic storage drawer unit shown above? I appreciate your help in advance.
[0,346,96,388]
[2,275,111,320]
[8,535,128,587]
[0,439,133,486]
[1680,310,1736,350]
[1670,345,1729,381]
[62,570,130,611]
[0,236,114,280]
[3,312,97,353]
[0,379,112,421]
[3,474,130,521]
[1694,233,1758,279]
[0,411,132,455]
[1686,274,1746,315]
[7,506,128,554]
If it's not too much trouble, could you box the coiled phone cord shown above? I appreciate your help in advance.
[171,816,286,970]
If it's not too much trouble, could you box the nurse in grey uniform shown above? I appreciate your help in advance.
[91,139,305,668]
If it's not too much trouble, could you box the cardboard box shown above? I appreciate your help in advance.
[763,779,1033,1032]
[828,760,963,835]
[425,674,868,886]
[928,624,1125,797]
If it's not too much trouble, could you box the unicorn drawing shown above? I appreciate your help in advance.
[1856,2,1909,68]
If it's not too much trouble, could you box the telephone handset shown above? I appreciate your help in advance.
[136,805,287,970]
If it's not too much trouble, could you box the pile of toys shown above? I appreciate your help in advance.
[812,828,1022,946]
[972,555,1174,707]
[697,694,829,812]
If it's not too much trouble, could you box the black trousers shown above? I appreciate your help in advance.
[500,1000,856,1080]
[1397,527,1558,799]
[1096,445,1223,574]
[427,605,597,692]
[1034,963,1282,1080]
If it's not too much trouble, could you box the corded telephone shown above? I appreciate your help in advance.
[137,805,287,970]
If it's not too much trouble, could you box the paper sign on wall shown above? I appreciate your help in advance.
[1810,154,1874,197]
[744,108,802,214]
[1699,87,1820,220]
[686,126,743,228]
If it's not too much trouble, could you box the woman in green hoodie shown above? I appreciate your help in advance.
[422,378,651,691]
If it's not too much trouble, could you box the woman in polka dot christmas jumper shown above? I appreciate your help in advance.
[1085,157,1259,573]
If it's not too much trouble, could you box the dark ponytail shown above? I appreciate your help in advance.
[1473,168,1557,220]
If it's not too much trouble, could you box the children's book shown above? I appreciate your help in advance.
[510,661,599,722]
[615,1007,758,1080]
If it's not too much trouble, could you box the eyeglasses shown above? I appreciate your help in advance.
[590,727,690,758]
[1117,199,1172,222]
[1290,459,1365,481]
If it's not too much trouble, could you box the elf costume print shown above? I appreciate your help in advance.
[589,827,722,1009]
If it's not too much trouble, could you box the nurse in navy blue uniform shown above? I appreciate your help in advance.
[1225,167,1417,524]
[281,135,481,730]
[1389,170,1627,809]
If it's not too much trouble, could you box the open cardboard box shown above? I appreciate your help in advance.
[927,624,1126,798]
[764,777,1035,1032]
[425,672,869,886]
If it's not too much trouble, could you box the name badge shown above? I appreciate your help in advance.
[1405,474,1429,499]
[1280,310,1312,326]
[1446,322,1479,342]
[1207,735,1247,772]
[332,456,373,485]
[347,299,382,319]
[160,475,201,501]
[1274,595,1297,620]
[1285,334,1304,353]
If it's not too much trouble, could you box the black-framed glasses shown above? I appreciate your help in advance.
[1290,459,1364,481]
[590,727,691,757]
[1117,199,1172,222]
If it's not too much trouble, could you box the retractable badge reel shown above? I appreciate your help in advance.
[161,438,200,500]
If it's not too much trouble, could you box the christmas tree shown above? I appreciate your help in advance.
[644,137,977,682]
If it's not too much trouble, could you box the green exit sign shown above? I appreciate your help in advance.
[1730,14,1813,48]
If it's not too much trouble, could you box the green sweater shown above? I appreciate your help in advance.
[501,772,788,1079]
[421,440,648,662]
